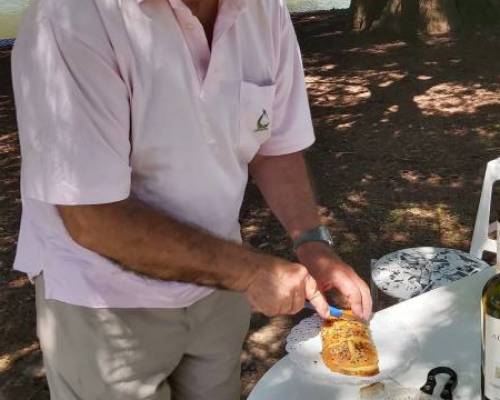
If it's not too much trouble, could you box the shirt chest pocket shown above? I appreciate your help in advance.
[238,81,276,163]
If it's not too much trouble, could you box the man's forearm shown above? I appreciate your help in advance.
[249,152,321,241]
[249,151,340,265]
[57,199,269,291]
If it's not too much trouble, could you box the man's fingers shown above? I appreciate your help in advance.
[304,275,330,319]
[345,268,373,320]
[334,274,364,319]
[357,278,373,320]
[333,270,369,321]
[290,289,303,315]
[347,286,364,320]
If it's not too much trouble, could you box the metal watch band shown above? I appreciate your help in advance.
[292,226,333,251]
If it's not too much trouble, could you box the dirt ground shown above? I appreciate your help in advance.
[0,10,499,400]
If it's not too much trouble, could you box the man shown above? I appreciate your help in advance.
[12,0,372,399]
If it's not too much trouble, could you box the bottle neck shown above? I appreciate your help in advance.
[496,215,500,272]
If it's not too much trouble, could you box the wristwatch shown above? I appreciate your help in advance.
[292,225,334,251]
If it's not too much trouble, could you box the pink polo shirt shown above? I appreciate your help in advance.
[12,0,315,308]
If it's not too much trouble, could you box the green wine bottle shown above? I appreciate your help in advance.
[482,214,500,400]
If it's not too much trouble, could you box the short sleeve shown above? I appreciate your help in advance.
[258,6,315,156]
[12,16,131,205]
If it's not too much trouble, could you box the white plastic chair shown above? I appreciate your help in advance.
[470,158,500,263]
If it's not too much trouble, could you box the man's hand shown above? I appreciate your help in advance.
[244,258,330,319]
[297,242,373,321]
[249,152,372,320]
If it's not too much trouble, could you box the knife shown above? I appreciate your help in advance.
[304,302,361,321]
[304,301,343,317]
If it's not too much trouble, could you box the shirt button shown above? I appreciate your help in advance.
[185,22,194,30]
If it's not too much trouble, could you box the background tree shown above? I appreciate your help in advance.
[351,0,500,36]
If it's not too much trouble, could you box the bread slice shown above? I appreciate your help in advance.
[320,316,380,377]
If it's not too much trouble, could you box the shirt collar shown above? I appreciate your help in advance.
[136,0,248,8]
[136,0,249,41]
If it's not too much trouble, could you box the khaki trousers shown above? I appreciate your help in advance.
[35,276,251,400]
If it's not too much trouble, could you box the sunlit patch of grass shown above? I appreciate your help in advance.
[306,67,409,111]
[475,123,500,149]
[241,315,294,395]
[413,82,500,116]
[0,132,19,156]
[246,316,291,355]
[384,104,400,114]
[382,203,470,248]
[337,232,360,254]
[398,170,465,189]
[340,191,368,212]
[241,224,261,237]
[7,275,29,288]
[344,41,408,55]
[0,342,40,373]
[306,75,372,108]
[318,206,339,226]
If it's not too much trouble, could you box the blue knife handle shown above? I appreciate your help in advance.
[328,305,343,318]
[304,302,343,318]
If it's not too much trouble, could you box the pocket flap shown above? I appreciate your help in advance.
[240,81,276,136]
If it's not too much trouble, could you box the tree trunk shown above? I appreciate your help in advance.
[350,0,500,36]
[418,0,461,34]
[351,0,389,31]
[369,0,422,38]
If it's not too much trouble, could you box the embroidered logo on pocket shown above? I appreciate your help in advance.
[254,109,270,133]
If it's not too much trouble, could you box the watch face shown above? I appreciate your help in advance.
[318,226,333,244]
[293,226,334,250]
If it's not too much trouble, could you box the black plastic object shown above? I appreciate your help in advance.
[419,367,458,400]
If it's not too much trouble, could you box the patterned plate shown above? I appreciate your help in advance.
[286,313,419,385]
[372,247,489,300]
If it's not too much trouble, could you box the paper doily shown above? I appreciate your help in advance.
[285,313,419,385]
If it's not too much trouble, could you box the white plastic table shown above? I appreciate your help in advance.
[248,268,495,400]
